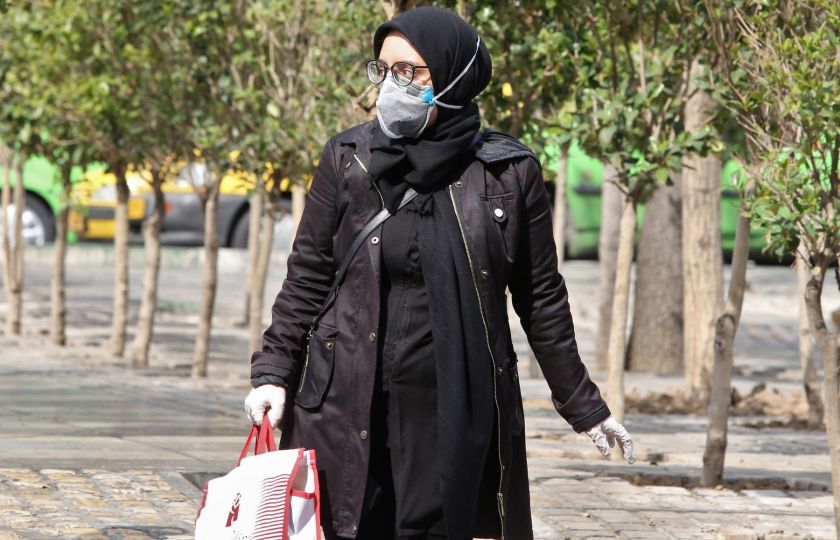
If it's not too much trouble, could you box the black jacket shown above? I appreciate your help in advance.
[251,122,611,539]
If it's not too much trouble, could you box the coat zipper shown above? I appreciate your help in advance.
[297,327,314,395]
[353,153,385,210]
[448,184,506,540]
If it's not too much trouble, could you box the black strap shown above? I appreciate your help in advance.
[310,187,418,330]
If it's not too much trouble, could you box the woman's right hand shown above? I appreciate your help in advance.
[244,384,287,428]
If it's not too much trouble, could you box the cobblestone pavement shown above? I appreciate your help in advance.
[0,246,838,539]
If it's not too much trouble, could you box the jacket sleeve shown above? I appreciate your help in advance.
[250,140,339,389]
[508,156,611,432]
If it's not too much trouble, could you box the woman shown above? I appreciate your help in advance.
[244,7,634,540]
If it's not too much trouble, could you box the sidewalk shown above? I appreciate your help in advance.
[0,250,837,539]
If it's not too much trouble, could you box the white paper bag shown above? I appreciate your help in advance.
[195,416,321,540]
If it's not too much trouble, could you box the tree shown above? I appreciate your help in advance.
[562,0,714,420]
[701,0,840,523]
[627,168,684,374]
[682,59,725,392]
[51,1,155,358]
[172,0,375,376]
[0,5,37,337]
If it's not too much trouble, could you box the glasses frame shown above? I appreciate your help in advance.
[366,59,430,87]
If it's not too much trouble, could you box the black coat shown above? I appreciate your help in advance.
[251,122,611,539]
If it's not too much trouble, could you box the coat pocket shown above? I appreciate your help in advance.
[480,192,517,264]
[295,323,338,410]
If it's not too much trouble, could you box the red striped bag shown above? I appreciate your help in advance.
[195,415,321,540]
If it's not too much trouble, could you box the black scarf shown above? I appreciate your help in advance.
[417,190,495,539]
[369,6,492,213]
[369,7,496,536]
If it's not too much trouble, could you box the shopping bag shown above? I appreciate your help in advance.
[195,415,321,540]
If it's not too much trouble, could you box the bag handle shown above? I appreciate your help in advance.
[237,414,278,466]
[309,187,418,332]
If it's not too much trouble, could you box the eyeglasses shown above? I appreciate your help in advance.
[366,59,430,87]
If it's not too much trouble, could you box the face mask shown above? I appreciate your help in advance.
[375,36,482,139]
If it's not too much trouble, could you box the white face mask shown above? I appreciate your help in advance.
[375,36,481,139]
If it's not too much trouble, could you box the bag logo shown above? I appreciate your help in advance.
[226,493,241,527]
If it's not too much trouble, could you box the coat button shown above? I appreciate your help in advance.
[480,268,489,278]
[360,430,368,440]
[371,236,380,245]
[496,366,503,375]
[494,208,504,218]
[368,331,376,342]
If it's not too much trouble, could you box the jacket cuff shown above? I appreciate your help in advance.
[569,404,612,433]
[250,351,296,389]
[551,375,612,433]
[251,375,288,389]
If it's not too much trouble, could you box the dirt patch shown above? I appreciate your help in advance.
[611,471,829,492]
[625,383,815,425]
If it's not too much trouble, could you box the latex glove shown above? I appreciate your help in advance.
[244,384,286,428]
[585,415,636,464]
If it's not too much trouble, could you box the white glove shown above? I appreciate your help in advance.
[244,384,287,428]
[586,415,636,464]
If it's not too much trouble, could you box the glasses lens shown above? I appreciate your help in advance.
[392,62,415,86]
[367,60,386,84]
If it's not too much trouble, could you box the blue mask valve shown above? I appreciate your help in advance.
[423,87,435,107]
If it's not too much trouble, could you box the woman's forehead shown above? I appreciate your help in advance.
[378,31,426,64]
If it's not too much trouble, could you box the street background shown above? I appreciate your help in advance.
[0,243,836,540]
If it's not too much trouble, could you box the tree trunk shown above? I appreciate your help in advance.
[683,153,724,394]
[628,173,683,373]
[595,167,622,370]
[1,148,13,331]
[110,166,130,357]
[7,156,25,336]
[702,210,750,486]
[552,148,567,271]
[797,252,824,427]
[249,197,276,354]
[50,165,73,346]
[130,174,165,368]
[241,190,263,325]
[818,334,840,534]
[801,258,840,533]
[683,58,724,396]
[606,197,636,423]
[192,181,221,378]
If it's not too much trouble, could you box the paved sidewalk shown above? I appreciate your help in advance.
[0,341,834,539]
[0,251,837,539]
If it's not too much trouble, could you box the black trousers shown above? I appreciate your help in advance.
[324,442,449,540]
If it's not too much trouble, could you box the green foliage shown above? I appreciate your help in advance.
[429,1,579,157]
[709,0,840,263]
[554,0,718,203]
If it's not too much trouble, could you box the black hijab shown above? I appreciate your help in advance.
[369,7,492,213]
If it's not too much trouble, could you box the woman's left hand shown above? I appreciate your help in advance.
[585,415,636,464]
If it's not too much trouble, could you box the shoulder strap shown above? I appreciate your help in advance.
[310,187,418,330]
